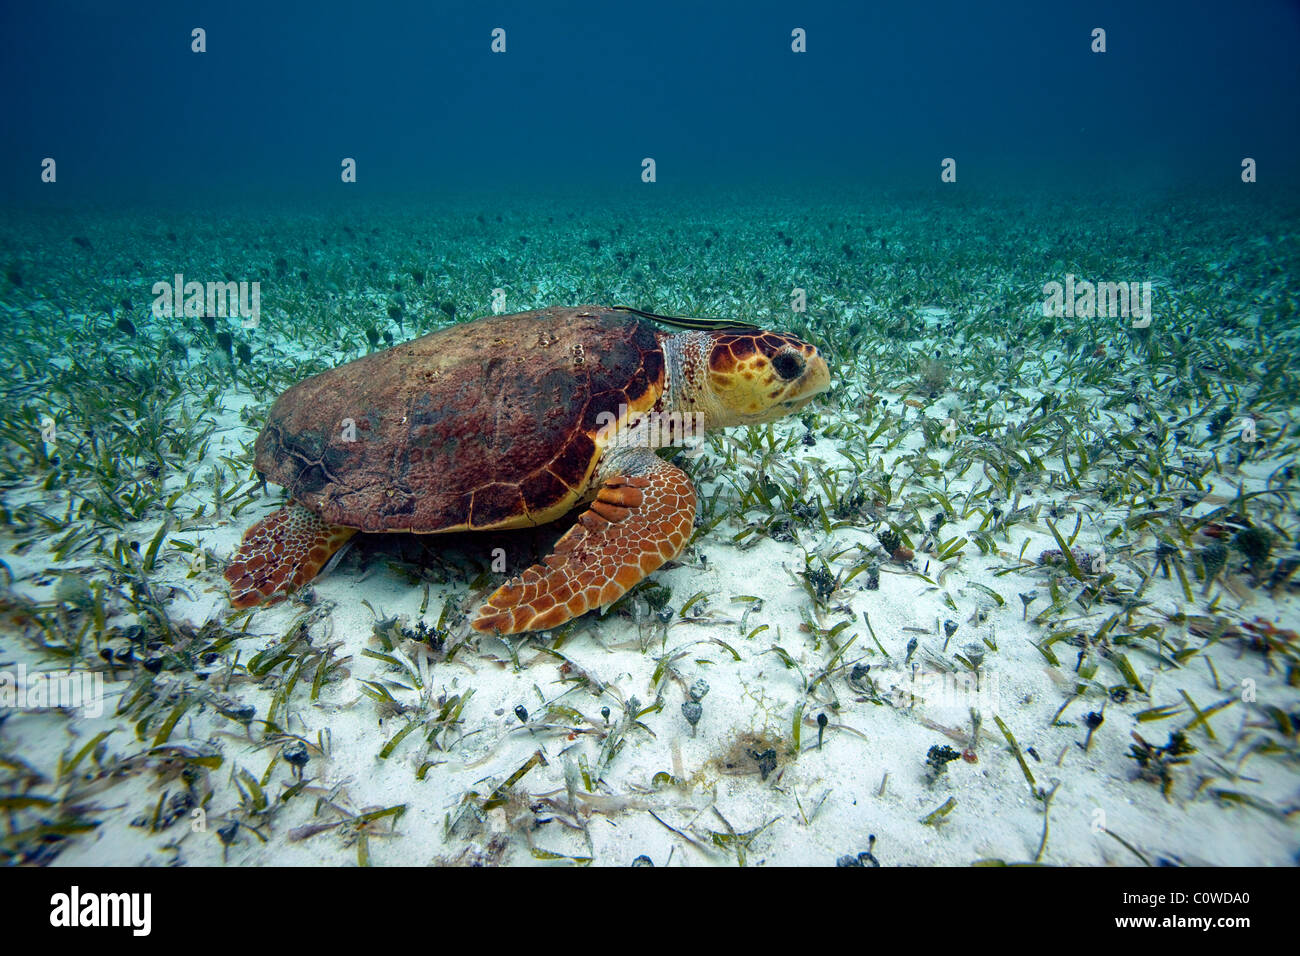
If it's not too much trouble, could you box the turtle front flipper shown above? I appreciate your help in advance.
[225,502,357,609]
[472,448,696,634]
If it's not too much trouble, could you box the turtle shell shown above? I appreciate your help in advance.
[253,306,665,533]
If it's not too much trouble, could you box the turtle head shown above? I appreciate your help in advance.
[667,328,830,427]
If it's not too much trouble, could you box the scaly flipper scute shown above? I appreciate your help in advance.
[472,449,696,634]
[225,502,356,608]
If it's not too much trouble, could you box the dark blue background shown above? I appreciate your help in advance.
[2,0,1297,203]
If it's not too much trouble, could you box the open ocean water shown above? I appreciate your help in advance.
[0,0,1298,884]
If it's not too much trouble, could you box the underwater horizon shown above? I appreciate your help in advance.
[1,0,1298,882]
[3,0,1299,204]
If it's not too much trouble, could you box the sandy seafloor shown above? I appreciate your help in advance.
[1,187,1297,867]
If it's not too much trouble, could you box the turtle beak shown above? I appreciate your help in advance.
[803,350,831,397]
[786,349,830,407]
[778,353,830,413]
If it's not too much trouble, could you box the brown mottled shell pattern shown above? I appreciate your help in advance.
[254,306,665,533]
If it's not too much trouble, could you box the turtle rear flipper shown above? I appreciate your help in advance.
[225,502,356,608]
[472,449,696,634]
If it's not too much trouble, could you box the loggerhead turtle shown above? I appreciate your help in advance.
[224,305,830,633]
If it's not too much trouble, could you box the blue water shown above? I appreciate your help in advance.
[2,0,1297,204]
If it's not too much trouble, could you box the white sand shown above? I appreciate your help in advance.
[4,307,1296,867]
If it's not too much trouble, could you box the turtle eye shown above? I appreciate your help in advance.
[772,350,805,381]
